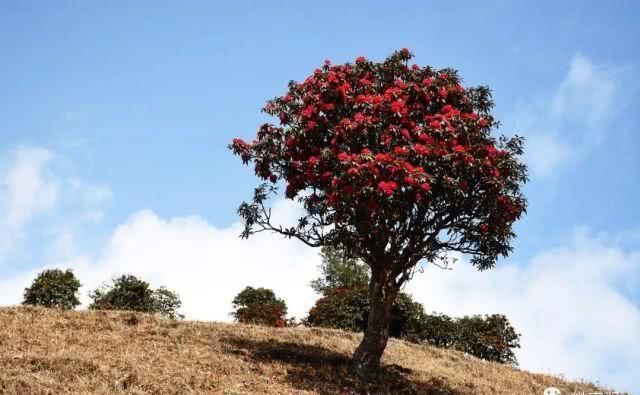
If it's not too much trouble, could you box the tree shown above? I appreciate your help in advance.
[231,286,287,327]
[230,49,527,374]
[22,269,81,310]
[310,246,370,294]
[152,287,185,320]
[89,275,183,319]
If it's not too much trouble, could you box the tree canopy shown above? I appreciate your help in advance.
[23,269,81,310]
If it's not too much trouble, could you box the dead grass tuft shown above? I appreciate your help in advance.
[0,306,610,394]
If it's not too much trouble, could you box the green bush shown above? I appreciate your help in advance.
[305,287,369,331]
[89,275,183,319]
[231,286,287,327]
[22,269,81,310]
[305,286,520,364]
[453,314,520,365]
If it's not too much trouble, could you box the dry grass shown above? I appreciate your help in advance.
[0,306,608,394]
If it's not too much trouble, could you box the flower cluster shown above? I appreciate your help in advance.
[230,49,527,262]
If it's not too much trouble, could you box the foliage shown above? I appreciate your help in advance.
[305,286,520,364]
[305,287,369,331]
[230,48,527,271]
[231,286,287,327]
[415,313,456,348]
[22,269,81,310]
[89,275,183,319]
[152,287,185,320]
[310,246,370,295]
[453,314,520,365]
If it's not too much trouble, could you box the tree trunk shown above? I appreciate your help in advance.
[352,273,396,376]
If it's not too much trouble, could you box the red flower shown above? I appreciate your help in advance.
[394,146,409,155]
[429,120,442,129]
[375,153,391,162]
[361,148,373,156]
[232,138,248,147]
[355,56,366,64]
[453,145,466,153]
[390,100,405,113]
[420,182,431,191]
[414,144,428,155]
[356,94,369,104]
[308,156,320,166]
[418,134,434,144]
[478,118,489,127]
[354,113,365,123]
[422,77,435,86]
[440,104,453,114]
[378,181,398,196]
[347,167,360,176]
[439,87,447,99]
[307,120,317,129]
[404,176,416,186]
[337,152,350,162]
[461,112,478,120]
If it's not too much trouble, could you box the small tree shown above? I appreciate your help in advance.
[89,275,183,319]
[310,246,370,295]
[152,286,185,320]
[22,269,81,310]
[231,286,287,327]
[231,49,527,373]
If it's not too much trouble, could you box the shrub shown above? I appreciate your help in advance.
[305,287,424,340]
[22,269,82,310]
[305,286,520,364]
[231,286,287,327]
[89,275,183,319]
[415,313,456,348]
[305,287,369,331]
[453,314,520,365]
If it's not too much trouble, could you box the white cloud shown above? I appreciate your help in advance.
[68,177,112,205]
[0,147,60,255]
[515,53,618,177]
[0,146,112,261]
[407,227,640,393]
[1,147,59,229]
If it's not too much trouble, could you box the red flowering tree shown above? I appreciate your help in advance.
[230,49,527,374]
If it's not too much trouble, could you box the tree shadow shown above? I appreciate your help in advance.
[221,336,459,394]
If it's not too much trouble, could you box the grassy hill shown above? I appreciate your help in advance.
[0,306,606,394]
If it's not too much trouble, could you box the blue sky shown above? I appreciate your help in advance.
[1,1,639,392]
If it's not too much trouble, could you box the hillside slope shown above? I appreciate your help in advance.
[0,307,604,394]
